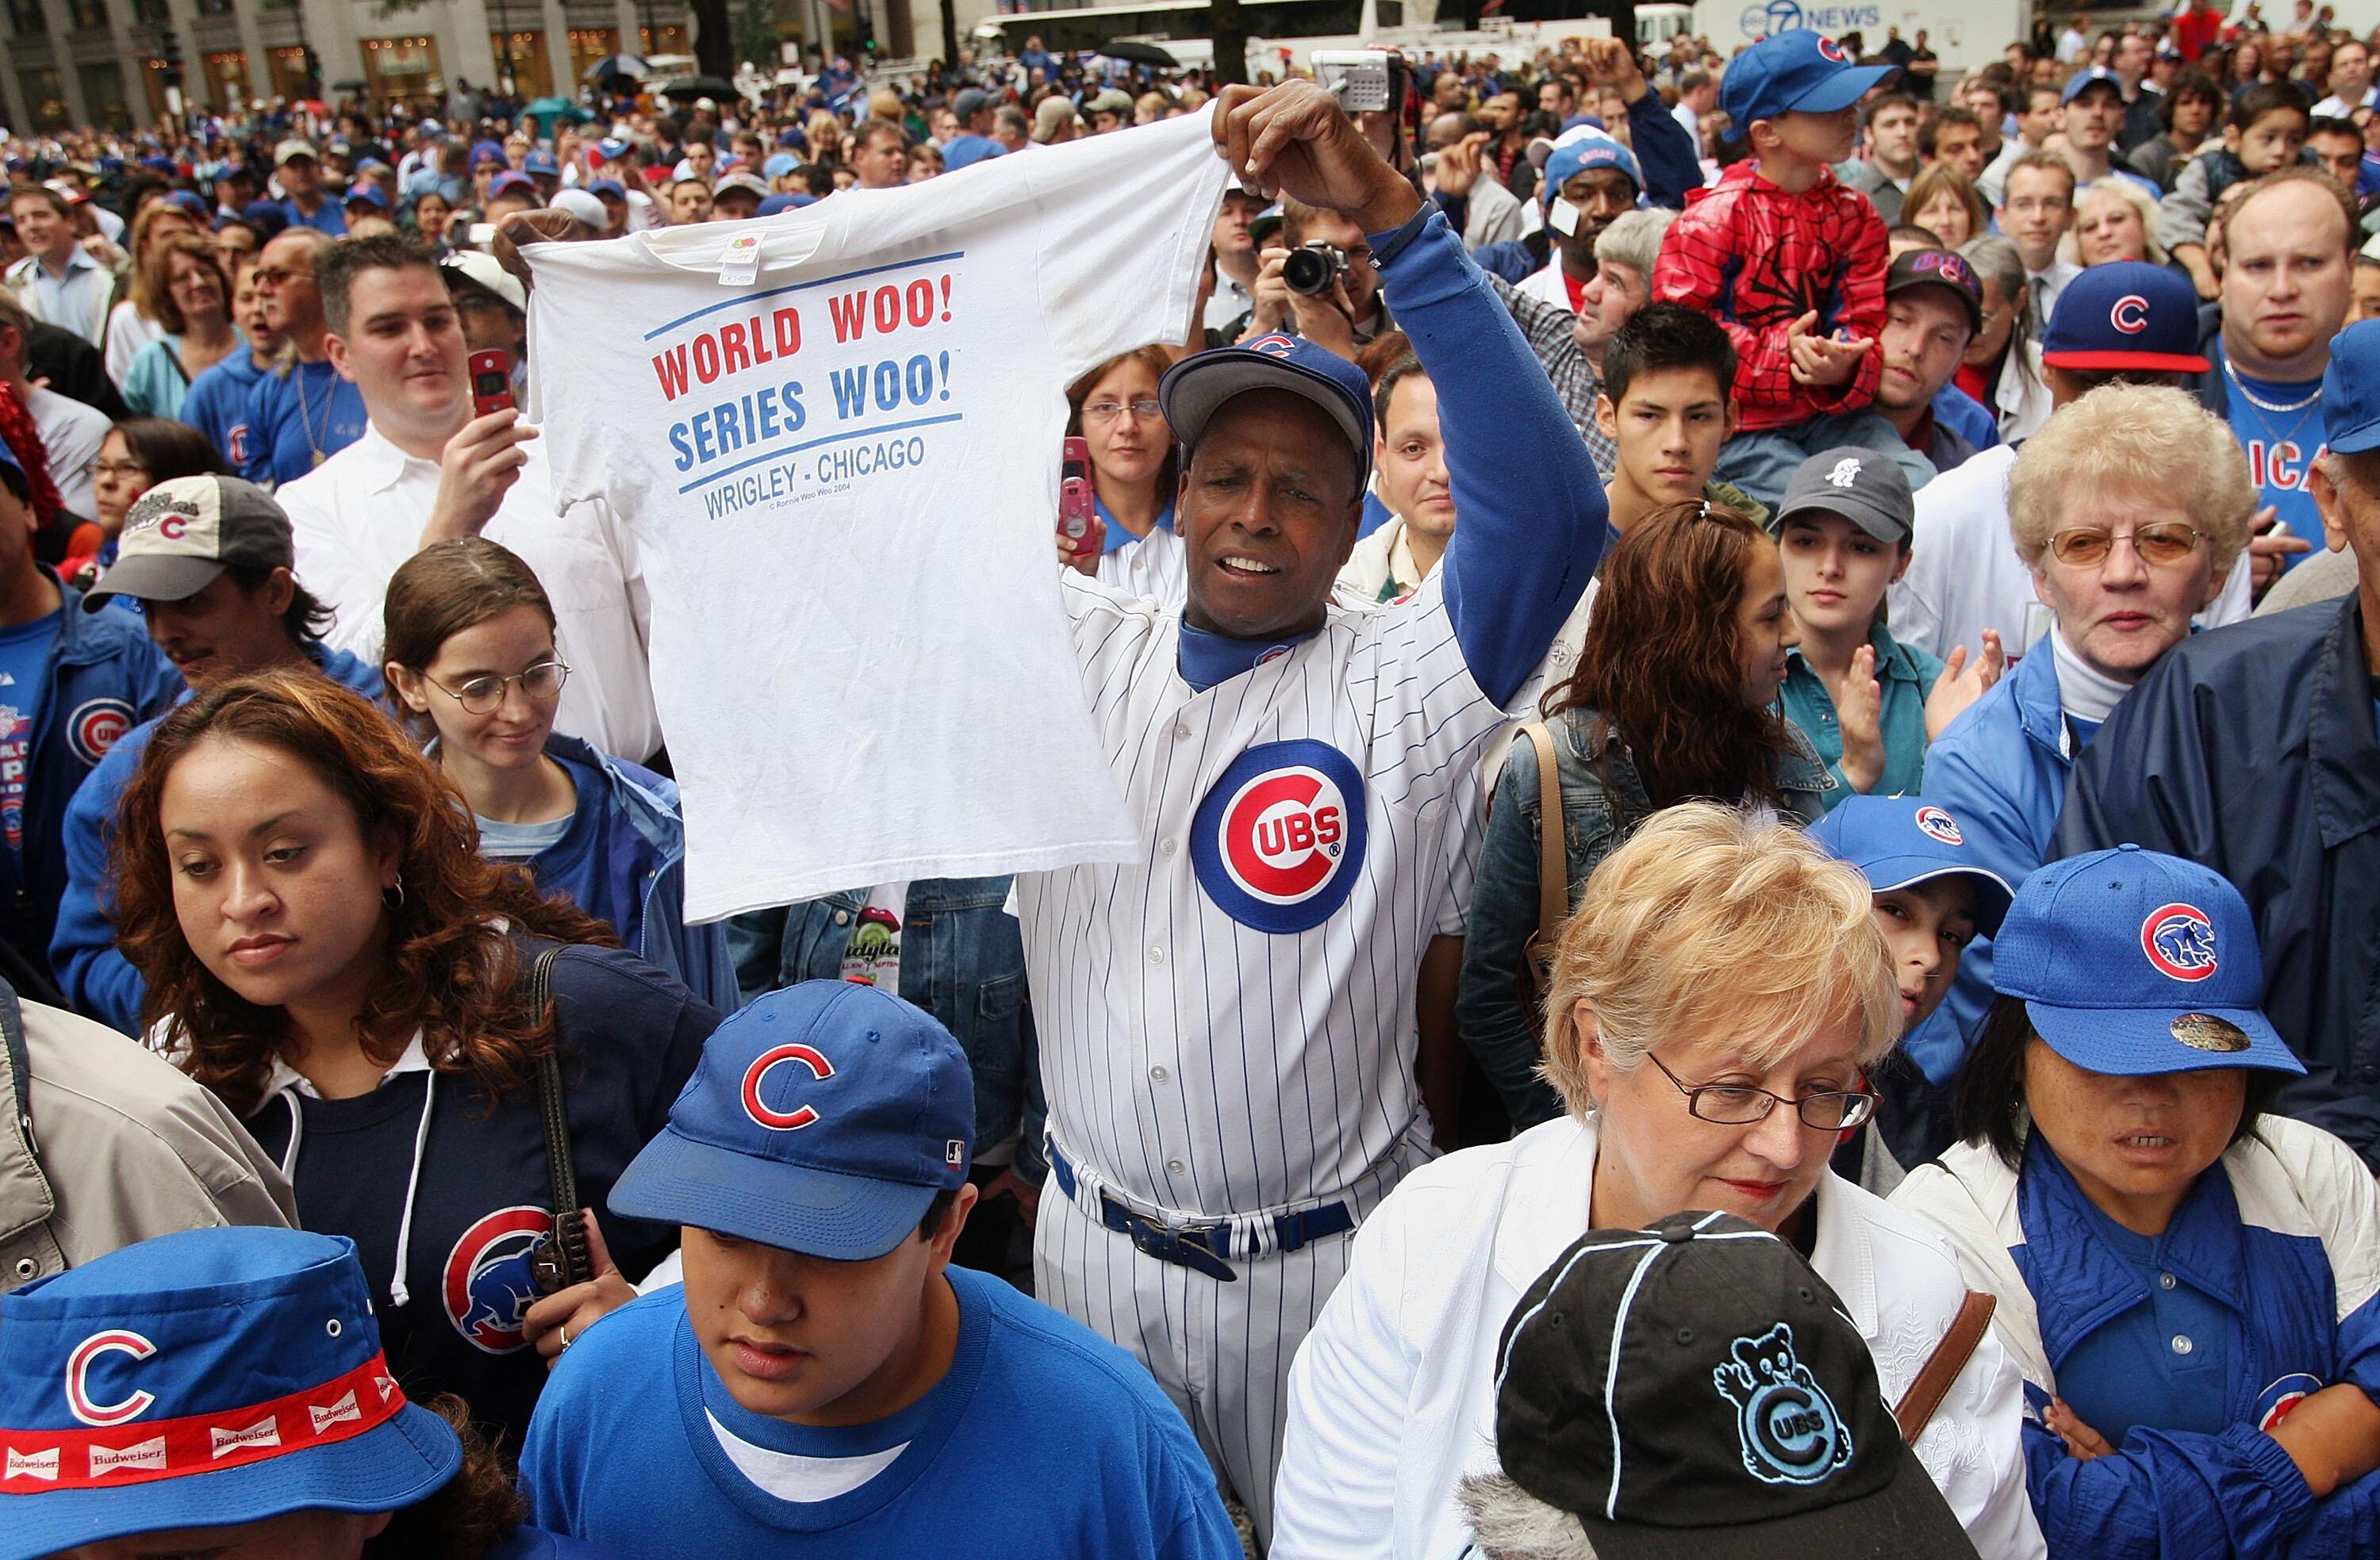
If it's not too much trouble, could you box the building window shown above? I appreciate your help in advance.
[8,0,49,36]
[68,0,106,29]
[194,0,232,13]
[77,59,129,128]
[131,0,166,20]
[17,67,68,128]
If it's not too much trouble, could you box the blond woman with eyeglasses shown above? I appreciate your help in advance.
[1271,804,2045,1560]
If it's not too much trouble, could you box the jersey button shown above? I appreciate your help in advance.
[2159,1271,2178,1291]
[1150,1065,1170,1083]
[1148,947,1166,965]
[1160,839,1177,857]
[1173,723,1192,741]
[833,910,850,925]
[2171,1334,2194,1356]
[1166,1159,1186,1174]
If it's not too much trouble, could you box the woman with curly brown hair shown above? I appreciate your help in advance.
[110,668,719,1449]
[1454,500,1833,1130]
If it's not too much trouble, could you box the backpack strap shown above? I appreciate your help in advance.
[1520,723,1567,954]
[1894,1291,1998,1443]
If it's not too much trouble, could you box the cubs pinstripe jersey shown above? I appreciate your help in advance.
[1015,572,1503,1217]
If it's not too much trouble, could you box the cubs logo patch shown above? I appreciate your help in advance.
[1815,34,1849,62]
[65,1330,156,1428]
[1913,805,1963,845]
[67,698,134,767]
[743,1042,834,1131]
[2140,903,2217,982]
[1191,739,1367,934]
[2256,1373,2322,1432]
[2110,293,2151,335]
[1244,333,1298,358]
[1713,1322,1852,1487]
[443,1205,552,1355]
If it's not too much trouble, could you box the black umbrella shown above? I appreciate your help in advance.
[1094,40,1180,69]
[661,75,740,102]
[582,52,651,84]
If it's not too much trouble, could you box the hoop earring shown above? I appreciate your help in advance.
[382,875,405,911]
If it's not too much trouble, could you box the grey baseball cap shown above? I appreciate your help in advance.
[83,475,295,610]
[1768,447,1916,546]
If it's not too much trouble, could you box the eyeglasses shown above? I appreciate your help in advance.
[1083,397,1161,424]
[420,658,570,714]
[92,459,149,480]
[2047,521,2205,567]
[252,266,313,287]
[1646,1052,1878,1131]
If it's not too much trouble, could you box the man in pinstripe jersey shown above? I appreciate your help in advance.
[1015,79,1607,1547]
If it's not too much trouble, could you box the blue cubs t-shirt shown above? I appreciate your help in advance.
[240,358,367,485]
[2223,369,2326,572]
[520,1265,1239,1558]
[0,611,60,854]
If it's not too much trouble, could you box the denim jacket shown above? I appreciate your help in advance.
[1454,706,1831,1129]
[727,877,1042,1179]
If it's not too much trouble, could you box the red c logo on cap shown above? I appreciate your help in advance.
[65,1331,156,1427]
[1817,36,1849,62]
[742,1043,834,1130]
[2110,294,2150,335]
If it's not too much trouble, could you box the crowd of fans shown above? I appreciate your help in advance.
[2,5,2380,1558]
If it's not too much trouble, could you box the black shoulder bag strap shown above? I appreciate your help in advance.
[521,939,594,1294]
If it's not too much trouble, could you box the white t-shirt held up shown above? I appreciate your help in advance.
[523,110,1230,919]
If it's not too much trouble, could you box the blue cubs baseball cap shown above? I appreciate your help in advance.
[1160,332,1376,488]
[2320,319,2380,454]
[2061,65,2125,105]
[1992,845,2305,1078]
[522,148,561,178]
[342,184,390,211]
[609,980,975,1261]
[757,192,818,216]
[1809,796,2013,937]
[0,1228,459,1558]
[762,151,799,178]
[488,171,538,199]
[1532,127,1642,208]
[2040,259,2210,374]
[1720,31,1896,129]
[470,139,506,169]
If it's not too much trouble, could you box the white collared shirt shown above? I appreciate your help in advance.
[1269,1113,2048,1560]
[275,423,662,762]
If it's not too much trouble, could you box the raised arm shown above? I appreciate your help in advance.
[1215,83,1606,707]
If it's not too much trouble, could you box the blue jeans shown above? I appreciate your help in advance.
[1716,409,1937,512]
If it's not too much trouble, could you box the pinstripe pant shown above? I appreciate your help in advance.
[1034,1186,1353,1552]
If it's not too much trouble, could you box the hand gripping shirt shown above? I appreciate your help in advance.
[522,111,1230,919]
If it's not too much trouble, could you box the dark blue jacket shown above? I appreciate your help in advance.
[727,878,1042,1180]
[2,576,179,990]
[2057,597,2380,1170]
[50,643,382,1033]
[1902,643,2075,1089]
[512,734,739,1015]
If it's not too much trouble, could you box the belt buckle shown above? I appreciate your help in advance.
[1123,1210,1238,1283]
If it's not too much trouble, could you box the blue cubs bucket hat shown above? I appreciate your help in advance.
[1720,32,1896,129]
[1809,796,2014,937]
[609,980,974,1261]
[2320,318,2380,454]
[1160,331,1376,488]
[1991,845,2305,1078]
[0,1228,460,1558]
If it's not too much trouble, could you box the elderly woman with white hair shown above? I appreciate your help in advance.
[1268,804,2045,1560]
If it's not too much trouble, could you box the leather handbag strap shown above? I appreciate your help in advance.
[1894,1290,1998,1443]
[526,944,593,1290]
[1520,722,1567,952]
